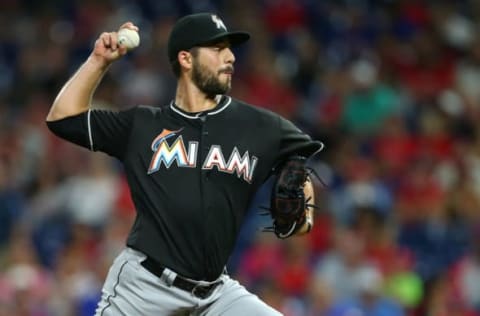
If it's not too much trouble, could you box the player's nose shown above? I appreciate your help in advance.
[224,47,235,64]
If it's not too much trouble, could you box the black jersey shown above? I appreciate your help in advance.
[47,95,323,281]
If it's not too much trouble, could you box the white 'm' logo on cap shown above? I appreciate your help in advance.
[211,15,227,31]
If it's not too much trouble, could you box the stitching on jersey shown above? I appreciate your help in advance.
[169,96,232,119]
[87,109,94,151]
[99,260,128,316]
[208,96,231,115]
[317,142,325,152]
[169,104,198,119]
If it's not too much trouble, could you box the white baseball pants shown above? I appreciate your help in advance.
[95,247,282,316]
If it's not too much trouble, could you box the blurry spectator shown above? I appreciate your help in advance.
[49,223,103,316]
[352,207,403,275]
[256,278,293,316]
[0,161,25,247]
[27,153,120,268]
[61,154,119,227]
[115,52,173,106]
[461,135,480,197]
[394,28,455,103]
[327,266,404,316]
[448,224,480,314]
[371,116,418,180]
[262,0,307,36]
[329,157,393,225]
[397,183,470,281]
[236,232,284,291]
[455,37,480,114]
[416,107,454,162]
[3,230,52,316]
[341,58,401,136]
[418,275,474,316]
[384,250,424,312]
[306,208,333,258]
[276,237,311,297]
[304,276,336,316]
[238,48,301,118]
[435,5,475,52]
[394,158,446,223]
[314,227,372,301]
[448,170,480,223]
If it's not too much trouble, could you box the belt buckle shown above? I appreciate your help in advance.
[191,282,220,299]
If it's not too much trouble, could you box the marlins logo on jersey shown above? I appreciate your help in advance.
[148,128,258,183]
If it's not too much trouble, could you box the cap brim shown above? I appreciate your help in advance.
[198,31,250,47]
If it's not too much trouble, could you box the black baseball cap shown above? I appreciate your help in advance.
[167,13,250,62]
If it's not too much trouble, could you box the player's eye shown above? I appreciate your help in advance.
[211,41,230,51]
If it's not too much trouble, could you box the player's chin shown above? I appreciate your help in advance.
[220,73,232,82]
[219,77,232,89]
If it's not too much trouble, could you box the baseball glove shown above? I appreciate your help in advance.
[263,155,316,239]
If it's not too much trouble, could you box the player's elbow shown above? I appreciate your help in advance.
[46,104,73,122]
[46,110,59,122]
[45,113,90,149]
[295,215,313,236]
[46,97,90,122]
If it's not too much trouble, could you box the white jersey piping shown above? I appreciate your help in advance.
[169,96,232,119]
[87,109,94,151]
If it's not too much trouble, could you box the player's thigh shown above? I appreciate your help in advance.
[201,277,283,316]
[95,248,195,316]
[95,251,137,316]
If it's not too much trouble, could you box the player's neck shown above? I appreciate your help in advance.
[174,79,218,113]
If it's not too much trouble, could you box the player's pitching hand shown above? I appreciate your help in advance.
[91,22,139,65]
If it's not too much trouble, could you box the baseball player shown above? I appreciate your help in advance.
[46,13,323,315]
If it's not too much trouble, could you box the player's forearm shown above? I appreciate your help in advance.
[46,55,109,121]
[296,179,314,235]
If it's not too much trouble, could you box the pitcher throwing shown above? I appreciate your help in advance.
[46,13,323,315]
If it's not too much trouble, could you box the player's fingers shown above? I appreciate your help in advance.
[109,32,118,50]
[100,32,111,48]
[117,45,128,56]
[100,32,121,50]
[119,21,139,32]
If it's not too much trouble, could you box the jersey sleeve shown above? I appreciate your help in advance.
[276,116,324,163]
[46,107,136,159]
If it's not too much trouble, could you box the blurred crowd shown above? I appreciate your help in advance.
[2,0,480,315]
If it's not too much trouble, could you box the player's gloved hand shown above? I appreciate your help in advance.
[263,156,316,239]
[91,22,139,66]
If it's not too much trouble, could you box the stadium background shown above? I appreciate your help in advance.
[1,0,480,315]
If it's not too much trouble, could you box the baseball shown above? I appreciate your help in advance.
[117,28,140,50]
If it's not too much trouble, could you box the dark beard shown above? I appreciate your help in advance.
[191,60,231,98]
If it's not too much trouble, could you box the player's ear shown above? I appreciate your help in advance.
[178,50,193,71]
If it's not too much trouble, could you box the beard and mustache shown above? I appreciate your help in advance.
[191,57,233,99]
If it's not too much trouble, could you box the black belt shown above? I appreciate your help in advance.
[140,257,222,299]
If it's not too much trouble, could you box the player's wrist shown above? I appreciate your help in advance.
[87,54,112,71]
[296,213,313,235]
[304,216,313,233]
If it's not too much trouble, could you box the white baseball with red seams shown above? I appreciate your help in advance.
[117,28,140,50]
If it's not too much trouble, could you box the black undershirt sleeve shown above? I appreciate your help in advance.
[46,113,90,148]
[276,116,324,163]
[46,107,136,160]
